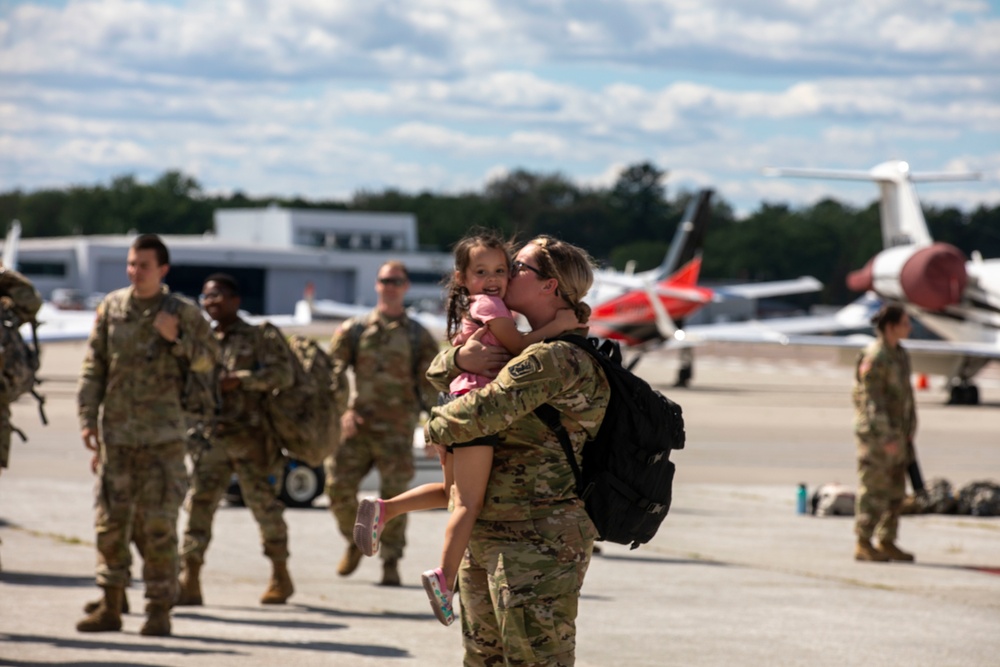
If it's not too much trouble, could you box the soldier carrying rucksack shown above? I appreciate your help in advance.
[177,273,298,609]
[0,262,43,471]
[0,260,42,571]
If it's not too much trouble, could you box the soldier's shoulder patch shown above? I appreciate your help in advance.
[508,356,543,379]
[859,358,872,376]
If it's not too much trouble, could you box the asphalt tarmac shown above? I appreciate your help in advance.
[1,341,998,666]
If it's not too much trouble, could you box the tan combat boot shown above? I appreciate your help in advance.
[876,541,915,562]
[337,544,362,577]
[380,558,401,587]
[855,538,890,562]
[84,588,129,614]
[260,560,295,604]
[140,600,172,637]
[176,559,203,606]
[76,586,124,632]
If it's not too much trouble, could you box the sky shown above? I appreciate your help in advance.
[1,0,999,218]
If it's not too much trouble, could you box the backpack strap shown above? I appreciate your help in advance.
[533,403,583,495]
[407,317,429,412]
[532,334,613,502]
[28,320,46,426]
[347,318,366,368]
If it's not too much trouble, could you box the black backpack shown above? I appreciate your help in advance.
[534,335,685,549]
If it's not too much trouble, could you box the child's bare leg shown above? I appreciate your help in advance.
[382,453,453,522]
[381,483,448,522]
[440,446,493,587]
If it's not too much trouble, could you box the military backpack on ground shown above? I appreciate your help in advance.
[534,334,685,550]
[0,299,46,437]
[263,324,335,467]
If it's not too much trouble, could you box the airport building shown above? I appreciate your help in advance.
[9,208,454,315]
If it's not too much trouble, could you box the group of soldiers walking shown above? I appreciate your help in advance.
[3,233,436,638]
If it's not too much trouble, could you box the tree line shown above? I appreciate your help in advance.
[3,164,998,305]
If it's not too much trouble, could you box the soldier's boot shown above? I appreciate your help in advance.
[175,560,203,606]
[380,558,401,587]
[337,544,362,577]
[876,541,915,562]
[260,560,295,604]
[855,538,890,562]
[83,587,130,614]
[139,600,172,637]
[76,586,124,633]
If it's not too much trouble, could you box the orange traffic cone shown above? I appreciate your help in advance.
[915,374,929,390]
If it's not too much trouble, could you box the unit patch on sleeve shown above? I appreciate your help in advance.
[507,356,543,379]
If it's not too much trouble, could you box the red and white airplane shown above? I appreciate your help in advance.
[583,189,824,381]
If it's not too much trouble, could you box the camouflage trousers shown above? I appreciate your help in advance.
[181,433,288,564]
[94,441,187,603]
[855,437,907,543]
[459,506,597,667]
[325,419,415,561]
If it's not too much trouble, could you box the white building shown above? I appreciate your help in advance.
[9,208,453,315]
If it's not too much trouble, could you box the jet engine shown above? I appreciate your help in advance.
[846,242,967,311]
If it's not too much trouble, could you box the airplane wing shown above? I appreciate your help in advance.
[241,300,313,329]
[307,297,447,340]
[683,293,881,343]
[27,303,97,343]
[713,276,823,300]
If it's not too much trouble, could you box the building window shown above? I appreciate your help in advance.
[19,261,67,277]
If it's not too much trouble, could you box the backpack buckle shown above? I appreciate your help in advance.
[648,503,668,515]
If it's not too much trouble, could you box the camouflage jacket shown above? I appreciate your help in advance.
[329,309,439,421]
[78,285,219,447]
[0,266,42,324]
[425,335,610,522]
[852,337,917,446]
[213,318,294,434]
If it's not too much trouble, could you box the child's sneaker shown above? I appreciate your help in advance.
[353,498,385,557]
[421,567,455,626]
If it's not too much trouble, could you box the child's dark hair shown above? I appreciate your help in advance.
[443,228,511,340]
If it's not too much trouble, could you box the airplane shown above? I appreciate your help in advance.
[584,189,824,381]
[762,160,994,405]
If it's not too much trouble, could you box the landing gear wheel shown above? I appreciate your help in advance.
[948,383,980,406]
[278,460,325,508]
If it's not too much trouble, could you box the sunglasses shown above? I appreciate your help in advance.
[512,260,546,278]
[378,277,407,286]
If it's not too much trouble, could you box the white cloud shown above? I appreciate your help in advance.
[0,0,997,216]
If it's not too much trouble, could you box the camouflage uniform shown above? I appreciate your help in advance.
[425,335,609,667]
[325,309,439,563]
[0,265,42,471]
[852,337,917,545]
[181,318,294,566]
[78,286,218,604]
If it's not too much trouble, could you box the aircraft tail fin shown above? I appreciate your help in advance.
[764,160,980,250]
[664,256,702,288]
[655,189,713,280]
[3,220,21,268]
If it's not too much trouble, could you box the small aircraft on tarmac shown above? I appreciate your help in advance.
[585,189,824,381]
[766,160,995,405]
[696,160,996,405]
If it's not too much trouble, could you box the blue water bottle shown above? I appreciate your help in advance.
[796,483,808,515]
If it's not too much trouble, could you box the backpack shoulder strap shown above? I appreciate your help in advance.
[347,318,366,368]
[533,403,583,494]
[406,317,429,412]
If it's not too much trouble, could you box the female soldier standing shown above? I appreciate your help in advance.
[852,302,917,563]
[425,235,609,667]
